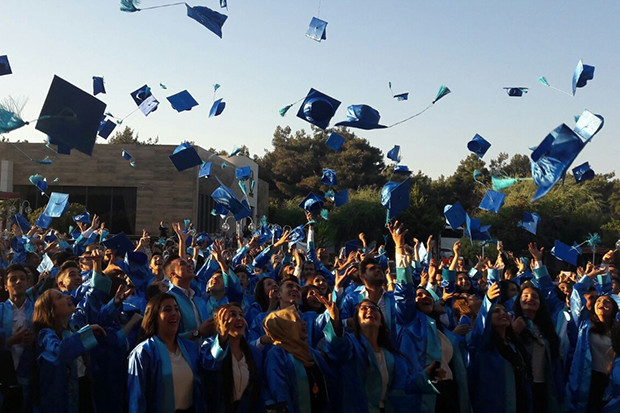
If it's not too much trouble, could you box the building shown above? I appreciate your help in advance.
[0,142,268,236]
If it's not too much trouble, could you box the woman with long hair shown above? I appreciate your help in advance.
[602,323,620,412]
[127,293,205,413]
[201,303,262,412]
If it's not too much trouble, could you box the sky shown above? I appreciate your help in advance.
[1,0,618,179]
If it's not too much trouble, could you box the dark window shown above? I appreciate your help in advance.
[197,193,219,233]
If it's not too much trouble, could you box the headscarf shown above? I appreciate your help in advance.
[263,306,314,367]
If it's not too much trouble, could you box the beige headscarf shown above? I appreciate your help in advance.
[263,306,314,367]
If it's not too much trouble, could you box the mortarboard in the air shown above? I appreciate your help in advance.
[572,60,595,96]
[572,162,594,183]
[73,211,91,224]
[168,143,203,171]
[344,239,362,256]
[321,168,337,187]
[478,190,506,214]
[393,165,410,174]
[299,193,324,215]
[10,213,31,232]
[530,109,604,201]
[98,117,116,139]
[0,55,12,76]
[211,178,252,220]
[334,189,349,206]
[518,211,540,235]
[393,93,409,101]
[47,135,72,155]
[167,90,199,112]
[35,214,52,229]
[122,149,132,160]
[288,225,306,244]
[199,162,212,178]
[381,178,410,220]
[42,192,69,218]
[186,3,228,38]
[465,214,492,241]
[444,202,466,230]
[102,232,136,256]
[35,75,106,156]
[254,225,273,246]
[551,240,580,266]
[503,87,528,97]
[29,174,48,193]
[93,76,105,96]
[325,132,344,151]
[130,84,159,116]
[195,232,212,246]
[467,134,491,158]
[387,145,401,162]
[306,17,327,42]
[209,98,226,117]
[235,166,252,181]
[296,89,341,130]
[335,104,387,130]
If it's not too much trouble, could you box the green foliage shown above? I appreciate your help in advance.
[28,203,87,234]
[108,126,159,145]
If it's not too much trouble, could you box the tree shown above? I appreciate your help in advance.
[108,126,159,145]
[27,203,87,234]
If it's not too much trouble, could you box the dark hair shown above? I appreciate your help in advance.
[146,281,167,301]
[358,257,379,276]
[488,304,532,380]
[254,277,276,312]
[352,299,400,356]
[51,251,75,267]
[611,323,620,356]
[300,285,324,313]
[278,276,300,288]
[590,295,619,335]
[456,271,475,294]
[499,280,519,303]
[163,254,181,277]
[4,264,27,286]
[140,293,177,340]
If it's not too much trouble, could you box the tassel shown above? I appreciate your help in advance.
[120,0,140,12]
[389,85,451,128]
[0,98,27,133]
[278,104,293,117]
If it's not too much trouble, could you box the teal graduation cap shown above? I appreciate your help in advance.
[42,192,69,218]
[167,90,199,112]
[306,17,327,42]
[296,88,340,130]
[0,55,11,76]
[35,75,107,156]
[572,60,595,96]
[479,190,506,214]
[325,133,344,151]
[168,143,202,171]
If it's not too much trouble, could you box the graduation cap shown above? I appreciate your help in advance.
[199,162,212,178]
[296,88,340,130]
[393,93,409,101]
[102,232,136,256]
[35,75,106,156]
[387,145,401,162]
[306,17,327,42]
[551,240,580,266]
[467,134,491,158]
[518,211,540,235]
[335,104,387,130]
[10,213,31,232]
[211,178,252,220]
[381,178,410,220]
[0,55,12,76]
[42,192,69,218]
[47,135,72,155]
[288,225,306,244]
[572,161,594,183]
[572,60,595,96]
[29,174,48,193]
[503,87,528,97]
[194,232,212,246]
[98,117,116,139]
[334,189,349,206]
[393,165,410,174]
[478,190,506,214]
[35,213,53,229]
[254,225,273,246]
[93,76,105,96]
[465,214,492,241]
[235,166,252,181]
[325,132,344,151]
[186,3,228,38]
[168,143,202,171]
[530,110,604,201]
[321,168,337,187]
[299,193,324,214]
[444,202,466,230]
[167,90,199,112]
[73,211,91,224]
[130,84,159,116]
[344,239,362,256]
[209,98,226,117]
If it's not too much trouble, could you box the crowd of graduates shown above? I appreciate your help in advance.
[1,210,620,413]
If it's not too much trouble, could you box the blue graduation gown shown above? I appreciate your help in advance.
[168,284,210,336]
[602,358,620,413]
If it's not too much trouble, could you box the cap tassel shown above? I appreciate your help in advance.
[120,0,186,12]
[537,75,573,96]
[388,85,451,128]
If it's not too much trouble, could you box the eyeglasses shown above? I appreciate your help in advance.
[359,304,380,312]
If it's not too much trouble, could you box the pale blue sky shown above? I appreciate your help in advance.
[1,0,618,178]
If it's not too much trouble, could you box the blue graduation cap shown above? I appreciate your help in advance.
[35,213,53,229]
[199,162,212,178]
[10,213,31,232]
[325,132,345,151]
[296,88,341,130]
[235,166,252,181]
[503,87,528,97]
[102,232,135,256]
[478,190,506,214]
[572,162,594,183]
[393,93,409,101]
[387,145,401,163]
[167,90,199,112]
[122,149,132,160]
[98,117,116,139]
[321,168,337,187]
[0,55,12,76]
[572,60,595,96]
[35,75,107,156]
[551,240,580,266]
[254,225,273,246]
[299,193,324,214]
[306,17,327,42]
[194,232,212,246]
[168,143,202,171]
[209,98,226,117]
[42,192,69,218]
[335,104,387,130]
[47,135,71,155]
[381,178,410,220]
[130,84,159,116]
[29,174,48,193]
[211,178,252,220]
[73,211,91,224]
[444,202,466,230]
[288,225,306,244]
[93,76,105,96]
[467,134,491,158]
[530,110,604,201]
[465,214,492,241]
[186,3,228,38]
[393,165,410,174]
[334,189,349,206]
[518,211,540,235]
[344,239,362,256]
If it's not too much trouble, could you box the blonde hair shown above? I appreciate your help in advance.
[33,289,64,336]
